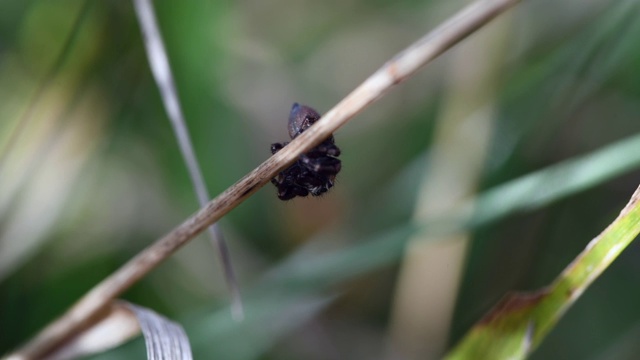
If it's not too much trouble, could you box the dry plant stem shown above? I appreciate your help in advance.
[8,0,520,358]
[132,0,244,320]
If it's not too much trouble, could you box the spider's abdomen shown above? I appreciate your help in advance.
[288,103,321,139]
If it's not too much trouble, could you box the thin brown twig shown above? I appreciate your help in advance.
[6,0,520,358]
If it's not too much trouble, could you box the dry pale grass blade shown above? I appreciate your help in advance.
[6,0,520,358]
[38,301,193,360]
[125,302,193,360]
[132,0,243,320]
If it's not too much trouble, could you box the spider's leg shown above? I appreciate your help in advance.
[294,164,336,197]
[271,162,312,200]
[277,184,308,200]
[295,166,321,185]
[310,182,329,196]
[271,141,289,155]
[298,174,325,196]
[299,155,342,176]
[308,180,333,196]
[310,140,340,157]
[292,186,309,197]
[277,187,297,200]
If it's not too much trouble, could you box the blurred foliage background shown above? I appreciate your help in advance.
[2,0,640,359]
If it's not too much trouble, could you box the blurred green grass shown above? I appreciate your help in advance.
[2,0,640,359]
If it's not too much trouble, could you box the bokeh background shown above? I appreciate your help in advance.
[2,0,640,359]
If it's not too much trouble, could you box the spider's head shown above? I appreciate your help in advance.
[288,103,321,139]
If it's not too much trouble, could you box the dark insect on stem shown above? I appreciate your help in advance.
[270,103,342,200]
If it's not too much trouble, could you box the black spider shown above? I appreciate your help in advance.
[270,103,341,200]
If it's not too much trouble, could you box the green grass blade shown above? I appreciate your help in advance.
[446,186,640,360]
